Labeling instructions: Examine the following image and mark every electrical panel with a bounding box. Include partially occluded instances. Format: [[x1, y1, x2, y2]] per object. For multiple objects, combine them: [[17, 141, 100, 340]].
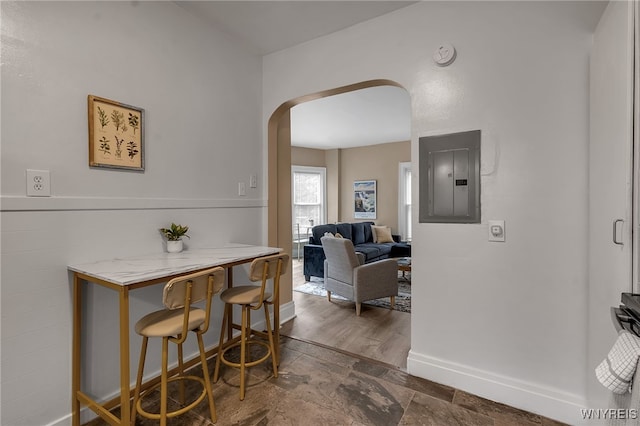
[[419, 130, 480, 223]]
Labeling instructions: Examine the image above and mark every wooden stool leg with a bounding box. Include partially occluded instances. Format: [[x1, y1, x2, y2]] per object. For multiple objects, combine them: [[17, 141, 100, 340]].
[[177, 340, 185, 405], [131, 336, 148, 424], [246, 309, 252, 363], [264, 304, 278, 378], [197, 332, 217, 423], [240, 305, 248, 400], [160, 337, 169, 426], [213, 303, 230, 383]]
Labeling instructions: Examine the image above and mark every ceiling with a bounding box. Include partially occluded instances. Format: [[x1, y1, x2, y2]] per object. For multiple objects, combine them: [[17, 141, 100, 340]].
[[176, 1, 417, 56], [176, 1, 416, 150], [176, 1, 606, 151], [290, 85, 411, 149]]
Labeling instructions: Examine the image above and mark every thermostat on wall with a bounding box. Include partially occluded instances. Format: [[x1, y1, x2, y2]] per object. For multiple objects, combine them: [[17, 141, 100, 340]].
[[433, 43, 456, 66]]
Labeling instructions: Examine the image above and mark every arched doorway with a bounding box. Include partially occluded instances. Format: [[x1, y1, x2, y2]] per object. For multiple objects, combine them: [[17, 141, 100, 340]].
[[267, 78, 409, 316]]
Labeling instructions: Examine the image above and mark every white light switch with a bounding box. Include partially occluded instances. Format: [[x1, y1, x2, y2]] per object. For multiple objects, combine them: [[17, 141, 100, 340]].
[[488, 220, 505, 242], [238, 182, 246, 196]]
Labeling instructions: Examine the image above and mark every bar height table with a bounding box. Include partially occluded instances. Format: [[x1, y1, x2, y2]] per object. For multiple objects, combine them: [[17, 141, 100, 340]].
[[68, 244, 281, 426]]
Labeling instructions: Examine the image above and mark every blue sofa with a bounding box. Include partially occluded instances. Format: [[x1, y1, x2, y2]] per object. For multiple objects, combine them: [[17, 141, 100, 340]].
[[302, 221, 411, 281]]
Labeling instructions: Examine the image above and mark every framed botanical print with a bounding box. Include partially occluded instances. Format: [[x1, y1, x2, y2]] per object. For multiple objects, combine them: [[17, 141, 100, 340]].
[[88, 95, 145, 171]]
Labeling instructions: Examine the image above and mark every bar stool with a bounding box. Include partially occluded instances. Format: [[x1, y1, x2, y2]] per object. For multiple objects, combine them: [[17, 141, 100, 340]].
[[131, 267, 225, 426], [213, 253, 289, 400]]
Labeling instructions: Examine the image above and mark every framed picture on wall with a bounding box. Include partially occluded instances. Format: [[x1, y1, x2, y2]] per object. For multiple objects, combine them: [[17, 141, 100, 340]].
[[88, 95, 145, 171], [354, 180, 377, 219]]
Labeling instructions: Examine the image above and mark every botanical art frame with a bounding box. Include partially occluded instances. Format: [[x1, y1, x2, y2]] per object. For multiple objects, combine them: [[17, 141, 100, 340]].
[[88, 95, 145, 171], [354, 180, 377, 219]]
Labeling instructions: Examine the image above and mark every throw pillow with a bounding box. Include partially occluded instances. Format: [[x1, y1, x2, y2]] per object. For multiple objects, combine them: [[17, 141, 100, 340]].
[[323, 232, 335, 238], [371, 225, 383, 242], [352, 222, 367, 245], [335, 233, 344, 238], [372, 225, 394, 243]]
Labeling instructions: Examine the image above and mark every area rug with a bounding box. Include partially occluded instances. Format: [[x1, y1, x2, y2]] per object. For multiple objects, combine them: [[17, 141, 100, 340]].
[[294, 279, 411, 313]]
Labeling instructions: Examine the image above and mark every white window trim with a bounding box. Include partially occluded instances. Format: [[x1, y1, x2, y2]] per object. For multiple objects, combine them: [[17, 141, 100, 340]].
[[398, 162, 411, 242], [292, 165, 327, 227]]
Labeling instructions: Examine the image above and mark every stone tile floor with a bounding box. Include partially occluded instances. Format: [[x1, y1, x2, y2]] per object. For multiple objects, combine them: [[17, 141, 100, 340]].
[[86, 336, 566, 426]]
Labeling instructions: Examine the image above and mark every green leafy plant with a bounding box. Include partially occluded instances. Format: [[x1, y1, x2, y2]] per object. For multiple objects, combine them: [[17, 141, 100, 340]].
[[159, 223, 190, 241], [98, 136, 111, 155], [127, 140, 138, 159], [111, 109, 124, 131], [97, 106, 110, 128], [128, 112, 139, 134], [114, 135, 124, 158]]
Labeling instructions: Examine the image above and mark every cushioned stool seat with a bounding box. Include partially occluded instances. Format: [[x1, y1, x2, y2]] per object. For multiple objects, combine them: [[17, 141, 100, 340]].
[[135, 307, 206, 337], [220, 286, 271, 305]]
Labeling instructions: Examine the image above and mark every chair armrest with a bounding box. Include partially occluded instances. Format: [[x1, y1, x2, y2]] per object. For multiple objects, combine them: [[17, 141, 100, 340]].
[[356, 258, 397, 276], [355, 252, 366, 265], [353, 259, 398, 302]]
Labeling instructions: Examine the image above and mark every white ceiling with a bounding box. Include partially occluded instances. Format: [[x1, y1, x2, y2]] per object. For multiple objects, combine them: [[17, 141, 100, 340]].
[[176, 1, 417, 56], [290, 86, 411, 149], [176, 1, 416, 150]]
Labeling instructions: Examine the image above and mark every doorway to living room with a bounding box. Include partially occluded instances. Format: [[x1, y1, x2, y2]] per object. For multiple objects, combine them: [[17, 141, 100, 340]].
[[267, 79, 412, 369]]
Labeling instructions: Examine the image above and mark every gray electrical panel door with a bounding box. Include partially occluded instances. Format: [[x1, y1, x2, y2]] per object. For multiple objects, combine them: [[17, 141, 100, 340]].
[[419, 130, 480, 223]]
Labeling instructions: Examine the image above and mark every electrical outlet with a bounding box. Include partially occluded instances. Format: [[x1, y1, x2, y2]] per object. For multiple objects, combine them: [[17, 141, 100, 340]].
[[249, 174, 257, 188], [26, 169, 51, 197], [238, 182, 246, 196]]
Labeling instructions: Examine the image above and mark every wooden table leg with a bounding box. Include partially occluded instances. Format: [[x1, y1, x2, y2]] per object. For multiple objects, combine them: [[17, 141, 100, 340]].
[[227, 267, 233, 340], [72, 274, 82, 426], [274, 290, 280, 365], [119, 287, 131, 426]]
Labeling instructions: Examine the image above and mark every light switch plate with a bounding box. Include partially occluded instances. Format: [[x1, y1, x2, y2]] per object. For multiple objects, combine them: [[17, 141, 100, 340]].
[[488, 220, 505, 242]]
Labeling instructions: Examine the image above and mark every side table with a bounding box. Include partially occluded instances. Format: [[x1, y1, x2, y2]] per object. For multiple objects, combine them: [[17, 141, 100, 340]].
[[397, 257, 411, 282]]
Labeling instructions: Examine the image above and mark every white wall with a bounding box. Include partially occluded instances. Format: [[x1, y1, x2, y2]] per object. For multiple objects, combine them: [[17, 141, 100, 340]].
[[1, 2, 264, 425], [263, 2, 606, 423], [588, 0, 635, 407]]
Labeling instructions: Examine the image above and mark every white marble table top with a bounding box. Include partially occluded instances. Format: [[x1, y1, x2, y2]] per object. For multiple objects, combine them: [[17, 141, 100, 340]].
[[68, 244, 281, 286]]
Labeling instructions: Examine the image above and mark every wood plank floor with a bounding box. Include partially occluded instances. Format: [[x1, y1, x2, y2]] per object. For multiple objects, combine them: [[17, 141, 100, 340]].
[[282, 259, 411, 369]]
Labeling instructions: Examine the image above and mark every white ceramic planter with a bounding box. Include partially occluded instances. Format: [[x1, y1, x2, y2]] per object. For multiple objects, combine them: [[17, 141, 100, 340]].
[[166, 240, 183, 253]]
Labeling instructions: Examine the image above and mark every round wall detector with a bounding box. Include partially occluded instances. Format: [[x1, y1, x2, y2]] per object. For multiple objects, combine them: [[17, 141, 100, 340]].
[[433, 43, 456, 67]]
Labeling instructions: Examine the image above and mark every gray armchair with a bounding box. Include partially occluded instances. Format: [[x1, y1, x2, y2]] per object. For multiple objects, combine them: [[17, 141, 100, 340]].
[[321, 236, 398, 316]]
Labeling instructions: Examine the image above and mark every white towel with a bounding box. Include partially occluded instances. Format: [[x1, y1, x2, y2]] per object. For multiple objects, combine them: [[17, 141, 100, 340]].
[[608, 366, 640, 426], [597, 330, 640, 394]]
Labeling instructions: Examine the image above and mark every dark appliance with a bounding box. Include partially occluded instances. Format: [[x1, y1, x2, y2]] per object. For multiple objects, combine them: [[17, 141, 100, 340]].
[[612, 293, 640, 336]]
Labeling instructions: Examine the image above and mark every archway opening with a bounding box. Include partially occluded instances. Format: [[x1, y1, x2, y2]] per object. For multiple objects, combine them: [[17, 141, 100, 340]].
[[267, 79, 412, 367]]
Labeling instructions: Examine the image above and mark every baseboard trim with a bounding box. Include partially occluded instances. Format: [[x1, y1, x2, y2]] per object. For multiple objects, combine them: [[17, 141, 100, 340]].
[[279, 300, 296, 325], [407, 350, 588, 425]]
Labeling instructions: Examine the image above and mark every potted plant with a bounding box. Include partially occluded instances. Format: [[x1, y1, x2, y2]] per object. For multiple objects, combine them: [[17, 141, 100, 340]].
[[159, 223, 190, 253]]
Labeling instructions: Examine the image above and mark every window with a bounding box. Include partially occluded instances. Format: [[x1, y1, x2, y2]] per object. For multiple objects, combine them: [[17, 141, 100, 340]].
[[292, 166, 326, 245], [398, 162, 412, 241]]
